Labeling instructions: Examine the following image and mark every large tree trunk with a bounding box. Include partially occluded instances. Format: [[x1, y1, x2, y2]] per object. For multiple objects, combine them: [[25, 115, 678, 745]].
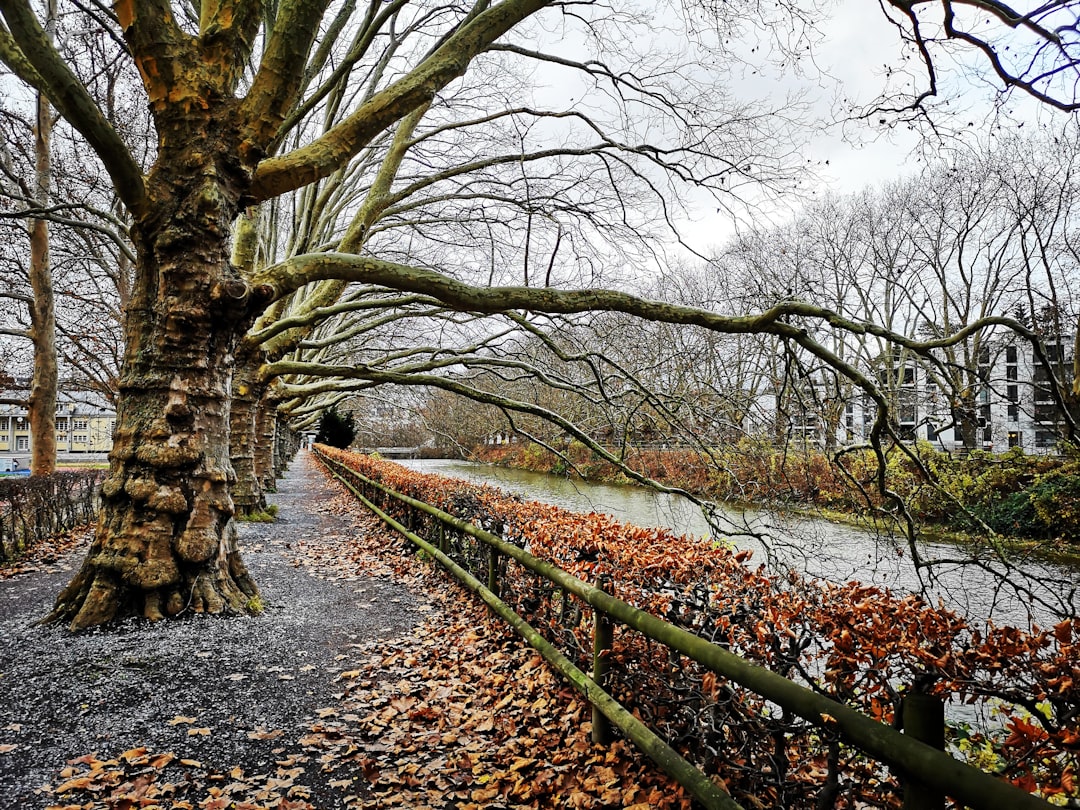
[[230, 345, 268, 516], [46, 108, 262, 629], [255, 390, 279, 492], [275, 414, 299, 478]]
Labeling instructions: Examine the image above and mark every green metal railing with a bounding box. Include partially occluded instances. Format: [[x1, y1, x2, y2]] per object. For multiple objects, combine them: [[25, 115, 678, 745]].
[[315, 448, 1053, 810]]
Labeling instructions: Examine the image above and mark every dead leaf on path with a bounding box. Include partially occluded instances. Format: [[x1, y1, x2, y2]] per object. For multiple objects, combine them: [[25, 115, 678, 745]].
[[120, 746, 149, 763], [0, 744, 16, 753], [55, 776, 95, 794], [248, 727, 284, 741], [187, 727, 211, 737], [167, 715, 197, 726], [225, 673, 247, 681]]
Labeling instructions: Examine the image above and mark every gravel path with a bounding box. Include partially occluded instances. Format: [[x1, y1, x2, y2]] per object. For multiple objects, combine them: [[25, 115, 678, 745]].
[[0, 451, 427, 809]]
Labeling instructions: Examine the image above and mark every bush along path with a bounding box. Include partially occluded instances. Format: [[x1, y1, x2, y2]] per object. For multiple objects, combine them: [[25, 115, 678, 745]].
[[0, 451, 690, 810]]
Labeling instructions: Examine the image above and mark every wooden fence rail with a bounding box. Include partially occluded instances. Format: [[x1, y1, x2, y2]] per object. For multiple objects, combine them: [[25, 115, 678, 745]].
[[314, 448, 1053, 810]]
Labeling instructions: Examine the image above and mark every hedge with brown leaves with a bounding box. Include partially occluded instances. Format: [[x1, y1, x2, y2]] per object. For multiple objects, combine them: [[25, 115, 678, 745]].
[[317, 445, 1080, 808], [0, 470, 103, 563]]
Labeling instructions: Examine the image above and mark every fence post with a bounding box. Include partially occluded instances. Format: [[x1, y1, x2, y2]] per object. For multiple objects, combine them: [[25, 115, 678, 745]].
[[487, 545, 500, 596], [901, 686, 945, 810], [592, 574, 614, 745]]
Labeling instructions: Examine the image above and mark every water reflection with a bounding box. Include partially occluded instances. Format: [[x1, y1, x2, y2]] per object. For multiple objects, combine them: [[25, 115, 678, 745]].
[[400, 458, 1077, 627]]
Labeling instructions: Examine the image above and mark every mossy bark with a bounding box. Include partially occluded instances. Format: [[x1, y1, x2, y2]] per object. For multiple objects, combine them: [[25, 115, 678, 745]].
[[46, 97, 262, 629], [229, 346, 267, 516]]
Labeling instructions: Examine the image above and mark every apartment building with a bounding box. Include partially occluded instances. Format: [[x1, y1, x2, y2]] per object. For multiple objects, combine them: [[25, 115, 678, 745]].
[[0, 390, 115, 459], [821, 340, 1075, 455]]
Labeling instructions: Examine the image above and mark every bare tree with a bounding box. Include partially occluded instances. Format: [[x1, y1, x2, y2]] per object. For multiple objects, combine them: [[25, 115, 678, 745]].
[[0, 0, 1075, 630]]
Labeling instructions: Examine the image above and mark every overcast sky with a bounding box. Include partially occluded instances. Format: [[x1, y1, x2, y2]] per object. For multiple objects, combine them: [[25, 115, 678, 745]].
[[667, 0, 1072, 254]]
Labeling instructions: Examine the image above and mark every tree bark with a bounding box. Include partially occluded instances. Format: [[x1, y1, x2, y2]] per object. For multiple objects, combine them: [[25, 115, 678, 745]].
[[255, 390, 278, 491], [46, 101, 262, 629], [230, 344, 268, 515], [953, 395, 980, 452], [27, 0, 57, 477]]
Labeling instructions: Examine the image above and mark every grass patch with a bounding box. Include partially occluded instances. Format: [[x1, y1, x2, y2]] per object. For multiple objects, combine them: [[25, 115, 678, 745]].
[[238, 504, 279, 523]]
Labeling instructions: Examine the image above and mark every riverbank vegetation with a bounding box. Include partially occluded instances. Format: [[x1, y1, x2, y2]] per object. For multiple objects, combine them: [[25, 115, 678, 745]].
[[321, 445, 1080, 806], [472, 441, 1080, 551]]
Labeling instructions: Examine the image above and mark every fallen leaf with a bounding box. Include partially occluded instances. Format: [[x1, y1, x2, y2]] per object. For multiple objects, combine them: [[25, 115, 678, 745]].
[[248, 727, 284, 741]]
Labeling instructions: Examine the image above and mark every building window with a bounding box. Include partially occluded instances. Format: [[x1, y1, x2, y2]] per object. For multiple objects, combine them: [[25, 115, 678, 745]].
[[16, 436, 28, 451], [1036, 429, 1057, 449], [0, 417, 7, 431], [55, 416, 68, 432], [73, 418, 88, 430], [15, 417, 27, 430], [1006, 345, 1018, 364], [1006, 365, 1017, 381], [1009, 431, 1021, 448], [73, 434, 87, 445], [1008, 403, 1019, 421]]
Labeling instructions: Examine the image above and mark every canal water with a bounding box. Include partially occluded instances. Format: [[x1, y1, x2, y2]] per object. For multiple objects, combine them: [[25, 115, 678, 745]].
[[401, 458, 1078, 628]]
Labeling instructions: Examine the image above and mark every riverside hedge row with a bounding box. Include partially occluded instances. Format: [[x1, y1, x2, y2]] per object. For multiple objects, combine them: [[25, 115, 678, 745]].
[[317, 445, 1080, 808]]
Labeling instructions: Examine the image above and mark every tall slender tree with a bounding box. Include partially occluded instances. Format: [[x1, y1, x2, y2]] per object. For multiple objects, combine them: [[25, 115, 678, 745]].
[[26, 0, 57, 475]]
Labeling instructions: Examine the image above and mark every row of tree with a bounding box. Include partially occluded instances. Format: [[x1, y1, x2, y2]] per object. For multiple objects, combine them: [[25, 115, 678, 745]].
[[0, 0, 1077, 630], [381, 132, 1080, 463]]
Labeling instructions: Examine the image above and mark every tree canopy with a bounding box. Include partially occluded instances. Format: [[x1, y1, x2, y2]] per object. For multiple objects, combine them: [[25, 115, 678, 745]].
[[0, 0, 1078, 629]]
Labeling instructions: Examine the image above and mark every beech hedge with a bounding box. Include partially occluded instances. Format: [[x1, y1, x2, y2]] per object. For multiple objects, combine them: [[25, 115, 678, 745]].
[[317, 445, 1080, 807], [0, 470, 104, 562]]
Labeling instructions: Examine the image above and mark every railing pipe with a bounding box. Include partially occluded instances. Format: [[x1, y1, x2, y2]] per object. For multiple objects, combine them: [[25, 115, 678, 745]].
[[326, 462, 742, 810], [316, 451, 1053, 810], [592, 573, 614, 746]]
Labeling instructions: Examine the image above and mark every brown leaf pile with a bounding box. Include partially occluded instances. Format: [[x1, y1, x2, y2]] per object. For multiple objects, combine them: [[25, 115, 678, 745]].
[[0, 525, 93, 580], [42, 747, 316, 810], [290, 487, 695, 808], [39, 477, 694, 808]]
